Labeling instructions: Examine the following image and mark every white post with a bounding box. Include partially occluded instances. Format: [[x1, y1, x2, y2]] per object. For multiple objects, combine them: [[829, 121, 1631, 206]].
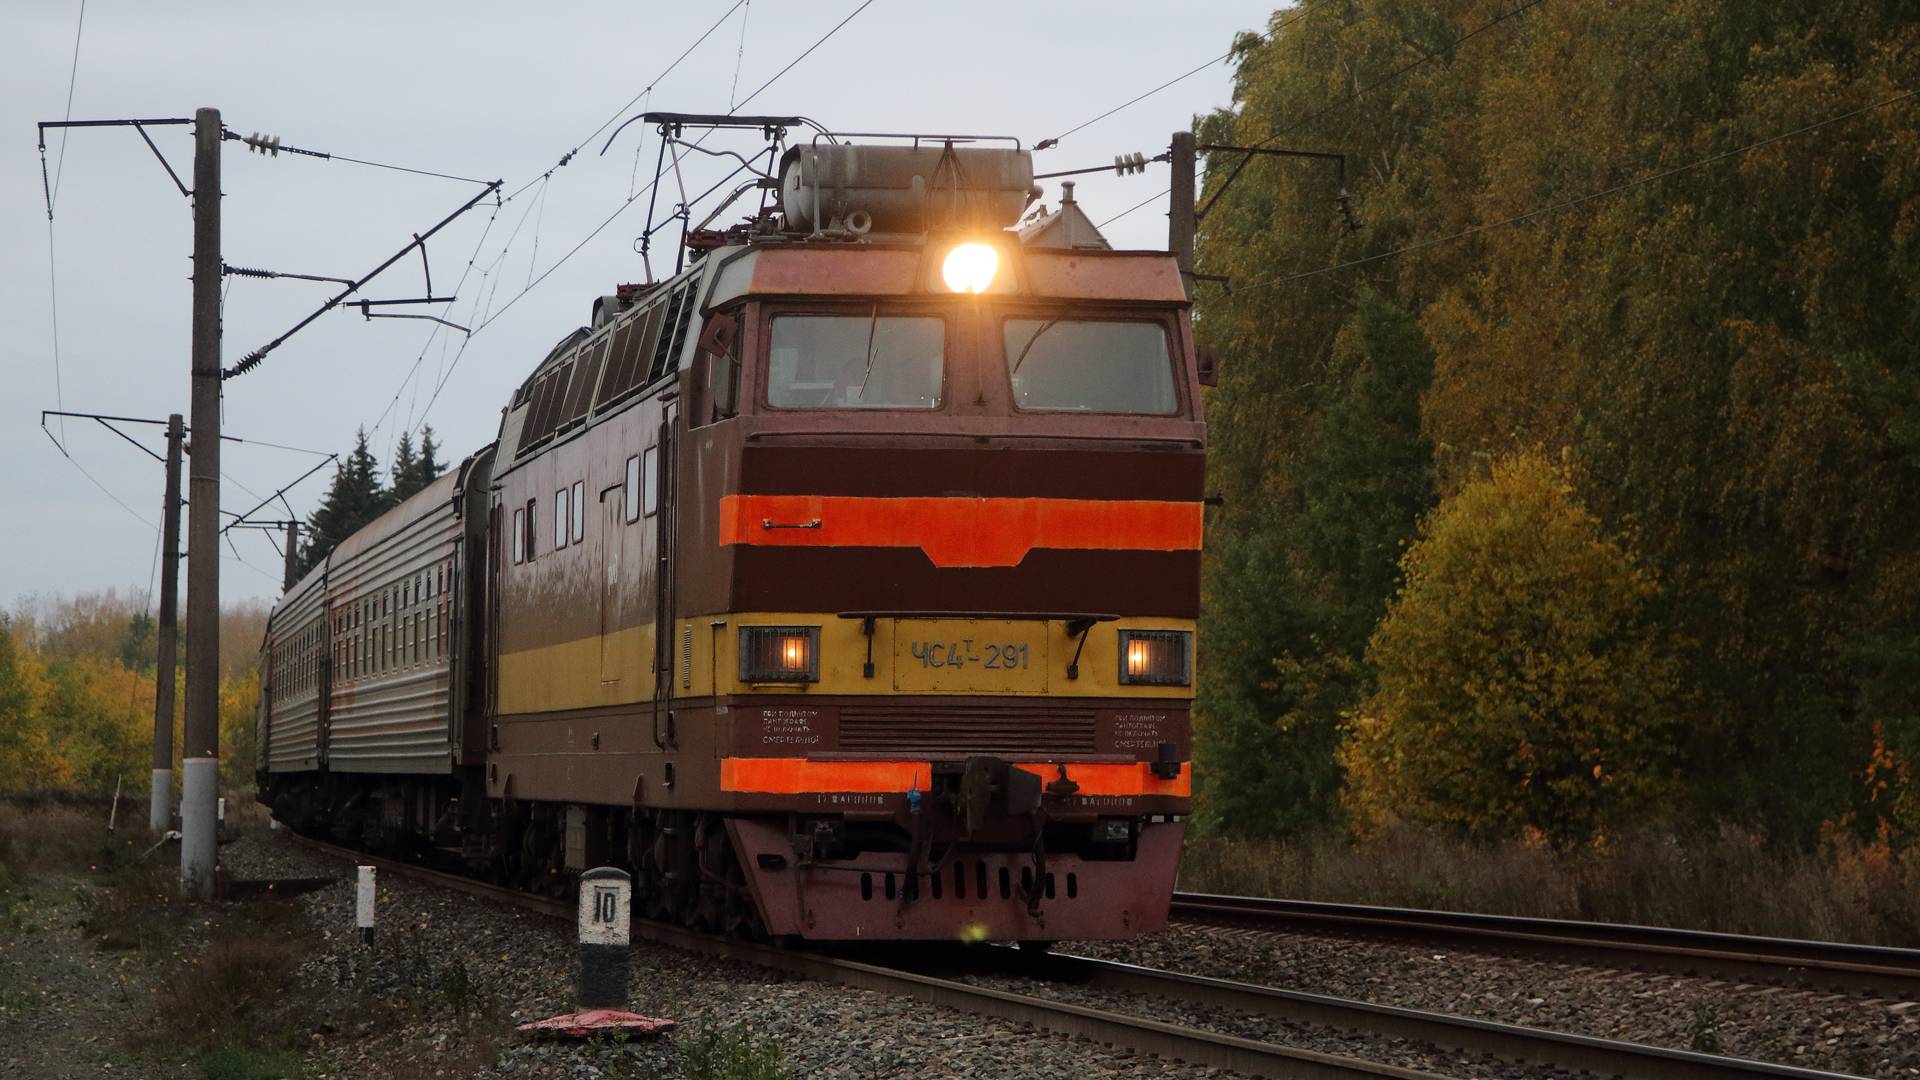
[[576, 867, 632, 1009], [149, 769, 172, 832], [356, 865, 377, 944]]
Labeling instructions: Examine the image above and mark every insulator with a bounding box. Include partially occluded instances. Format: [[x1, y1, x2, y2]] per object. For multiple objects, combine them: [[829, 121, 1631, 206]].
[[1113, 151, 1148, 176], [244, 132, 282, 156]]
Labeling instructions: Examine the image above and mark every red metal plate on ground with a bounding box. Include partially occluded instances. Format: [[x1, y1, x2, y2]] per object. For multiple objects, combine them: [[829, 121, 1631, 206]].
[[515, 1010, 676, 1039]]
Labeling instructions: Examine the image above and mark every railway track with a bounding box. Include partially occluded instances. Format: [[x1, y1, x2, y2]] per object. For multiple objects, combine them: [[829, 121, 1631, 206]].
[[277, 833, 1867, 1079], [1172, 892, 1920, 999]]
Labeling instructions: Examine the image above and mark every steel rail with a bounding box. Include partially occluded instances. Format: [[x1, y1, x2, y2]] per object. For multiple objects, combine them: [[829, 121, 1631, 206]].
[[279, 834, 1435, 1078], [1172, 893, 1920, 999], [278, 834, 1866, 1078], [1013, 950, 1862, 1080]]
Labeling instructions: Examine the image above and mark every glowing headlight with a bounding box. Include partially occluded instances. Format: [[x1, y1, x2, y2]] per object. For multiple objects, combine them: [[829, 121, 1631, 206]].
[[1118, 629, 1192, 686], [740, 626, 819, 683], [941, 243, 999, 294]]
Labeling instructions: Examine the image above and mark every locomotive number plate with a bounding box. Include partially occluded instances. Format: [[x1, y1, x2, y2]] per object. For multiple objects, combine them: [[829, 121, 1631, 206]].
[[893, 619, 1049, 694]]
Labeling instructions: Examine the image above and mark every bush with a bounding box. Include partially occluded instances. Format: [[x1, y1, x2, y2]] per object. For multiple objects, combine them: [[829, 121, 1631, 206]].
[[1343, 452, 1683, 846]]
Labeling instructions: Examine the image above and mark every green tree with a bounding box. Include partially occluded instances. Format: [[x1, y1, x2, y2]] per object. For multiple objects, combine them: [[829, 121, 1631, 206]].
[[392, 425, 446, 501], [1194, 292, 1434, 836], [295, 429, 393, 580], [1344, 453, 1683, 846], [390, 431, 418, 498]]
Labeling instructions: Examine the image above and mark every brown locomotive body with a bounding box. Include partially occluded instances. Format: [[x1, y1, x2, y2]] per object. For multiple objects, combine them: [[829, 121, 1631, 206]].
[[261, 124, 1203, 943]]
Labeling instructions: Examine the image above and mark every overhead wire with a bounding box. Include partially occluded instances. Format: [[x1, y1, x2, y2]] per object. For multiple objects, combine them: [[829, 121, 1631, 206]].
[[1229, 86, 1919, 295], [405, 0, 881, 435], [728, 1, 752, 111], [1099, 0, 1550, 229], [1036, 0, 1329, 152], [43, 0, 89, 444], [365, 0, 753, 452], [40, 425, 160, 533], [49, 0, 87, 207]]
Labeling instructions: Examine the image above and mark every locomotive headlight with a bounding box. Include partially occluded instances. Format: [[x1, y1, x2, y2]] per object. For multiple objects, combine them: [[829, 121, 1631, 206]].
[[941, 242, 999, 294], [740, 626, 820, 683], [1118, 629, 1192, 686]]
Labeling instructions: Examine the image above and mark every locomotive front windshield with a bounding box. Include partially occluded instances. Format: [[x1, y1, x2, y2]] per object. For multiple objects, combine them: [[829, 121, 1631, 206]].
[[767, 314, 945, 409], [1004, 319, 1178, 415]]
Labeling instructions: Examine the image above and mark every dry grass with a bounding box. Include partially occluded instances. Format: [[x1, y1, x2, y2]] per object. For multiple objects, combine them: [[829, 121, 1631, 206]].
[[0, 802, 115, 880], [1178, 822, 1920, 947]]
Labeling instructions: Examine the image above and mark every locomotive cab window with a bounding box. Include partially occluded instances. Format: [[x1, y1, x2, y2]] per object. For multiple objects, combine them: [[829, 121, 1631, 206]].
[[1004, 318, 1178, 415], [766, 313, 944, 410]]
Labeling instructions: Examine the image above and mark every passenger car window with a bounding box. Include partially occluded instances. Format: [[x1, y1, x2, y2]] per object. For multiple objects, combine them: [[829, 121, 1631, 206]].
[[767, 314, 943, 409], [1004, 319, 1178, 415]]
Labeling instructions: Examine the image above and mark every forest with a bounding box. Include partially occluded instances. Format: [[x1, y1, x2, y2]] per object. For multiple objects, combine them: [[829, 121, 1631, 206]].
[[0, 429, 443, 799], [1190, 0, 1919, 852]]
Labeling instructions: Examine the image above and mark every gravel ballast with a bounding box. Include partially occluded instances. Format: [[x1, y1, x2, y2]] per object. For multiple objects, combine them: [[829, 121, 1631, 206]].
[[1070, 923, 1920, 1077], [227, 827, 1234, 1078]]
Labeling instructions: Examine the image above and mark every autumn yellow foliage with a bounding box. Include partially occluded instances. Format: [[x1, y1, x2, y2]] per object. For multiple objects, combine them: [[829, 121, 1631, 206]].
[[0, 594, 264, 798], [1343, 453, 1683, 846]]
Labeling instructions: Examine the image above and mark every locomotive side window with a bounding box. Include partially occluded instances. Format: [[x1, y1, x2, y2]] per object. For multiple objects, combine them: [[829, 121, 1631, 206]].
[[624, 455, 641, 523], [642, 446, 660, 517], [766, 314, 944, 410], [554, 487, 570, 550], [513, 508, 525, 563], [571, 480, 586, 543], [524, 499, 537, 560], [1003, 319, 1178, 415]]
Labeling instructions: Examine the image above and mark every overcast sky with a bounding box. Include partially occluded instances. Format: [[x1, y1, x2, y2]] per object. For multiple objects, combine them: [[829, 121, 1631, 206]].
[[2, 1, 1277, 609]]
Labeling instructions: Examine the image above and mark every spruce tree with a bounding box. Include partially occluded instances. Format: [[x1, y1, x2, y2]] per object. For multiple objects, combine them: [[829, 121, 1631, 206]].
[[392, 425, 446, 500], [415, 426, 444, 489], [295, 429, 393, 578], [390, 432, 418, 499]]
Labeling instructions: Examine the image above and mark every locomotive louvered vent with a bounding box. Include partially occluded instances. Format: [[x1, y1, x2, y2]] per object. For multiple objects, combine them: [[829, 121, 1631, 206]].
[[516, 280, 699, 458], [838, 702, 1097, 754]]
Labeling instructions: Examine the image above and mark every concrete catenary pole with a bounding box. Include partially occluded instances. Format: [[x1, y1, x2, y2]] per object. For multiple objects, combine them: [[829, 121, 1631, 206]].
[[181, 107, 223, 899], [149, 413, 184, 833], [1168, 130, 1197, 300], [282, 520, 300, 593]]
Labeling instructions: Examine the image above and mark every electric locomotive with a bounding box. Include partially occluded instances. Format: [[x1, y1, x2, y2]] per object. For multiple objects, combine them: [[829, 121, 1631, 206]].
[[260, 116, 1204, 943]]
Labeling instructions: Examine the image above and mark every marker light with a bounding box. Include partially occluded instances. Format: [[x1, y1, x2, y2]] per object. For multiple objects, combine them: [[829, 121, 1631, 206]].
[[1118, 629, 1192, 686], [740, 626, 820, 683], [941, 242, 999, 294]]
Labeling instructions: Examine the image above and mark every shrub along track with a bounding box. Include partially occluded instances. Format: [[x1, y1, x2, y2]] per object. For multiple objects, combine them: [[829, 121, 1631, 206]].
[[282, 832, 1868, 1079], [1171, 893, 1920, 999]]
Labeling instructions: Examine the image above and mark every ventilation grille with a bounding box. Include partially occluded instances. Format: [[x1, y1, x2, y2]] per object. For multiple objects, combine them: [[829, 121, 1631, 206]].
[[838, 703, 1097, 754]]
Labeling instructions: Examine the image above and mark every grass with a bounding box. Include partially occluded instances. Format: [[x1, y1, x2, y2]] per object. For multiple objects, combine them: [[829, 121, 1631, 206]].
[[1178, 821, 1920, 946], [677, 1023, 791, 1080], [196, 1044, 304, 1080]]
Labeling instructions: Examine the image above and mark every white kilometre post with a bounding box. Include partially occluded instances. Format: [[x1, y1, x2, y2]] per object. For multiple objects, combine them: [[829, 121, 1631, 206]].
[[356, 865, 377, 944], [576, 867, 632, 1009]]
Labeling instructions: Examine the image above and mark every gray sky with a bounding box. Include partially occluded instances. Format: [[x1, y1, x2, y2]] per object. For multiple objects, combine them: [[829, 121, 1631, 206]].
[[2, 1, 1276, 607]]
